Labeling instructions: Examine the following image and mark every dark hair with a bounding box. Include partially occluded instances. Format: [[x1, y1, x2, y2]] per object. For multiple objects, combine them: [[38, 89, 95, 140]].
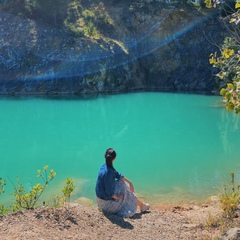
[[104, 148, 116, 168]]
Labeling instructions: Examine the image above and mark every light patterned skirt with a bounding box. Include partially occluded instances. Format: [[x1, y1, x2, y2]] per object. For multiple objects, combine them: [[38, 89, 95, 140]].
[[96, 179, 138, 217]]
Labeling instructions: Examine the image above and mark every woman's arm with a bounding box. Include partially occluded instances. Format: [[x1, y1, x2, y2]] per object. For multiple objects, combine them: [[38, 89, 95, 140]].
[[122, 177, 134, 192], [112, 177, 134, 200]]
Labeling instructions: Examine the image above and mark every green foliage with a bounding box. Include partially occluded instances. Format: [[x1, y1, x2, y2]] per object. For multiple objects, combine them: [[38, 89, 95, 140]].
[[204, 0, 212, 8], [0, 177, 6, 195], [0, 204, 8, 217], [205, 212, 222, 228], [208, 3, 240, 114], [62, 178, 75, 203], [51, 195, 65, 208], [84, 20, 99, 37], [63, 1, 114, 38], [48, 178, 75, 208], [12, 166, 56, 210], [0, 178, 8, 217], [220, 188, 240, 218], [219, 172, 240, 218]]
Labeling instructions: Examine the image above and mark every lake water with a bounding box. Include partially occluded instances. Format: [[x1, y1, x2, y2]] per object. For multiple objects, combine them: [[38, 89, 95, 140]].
[[0, 92, 240, 207]]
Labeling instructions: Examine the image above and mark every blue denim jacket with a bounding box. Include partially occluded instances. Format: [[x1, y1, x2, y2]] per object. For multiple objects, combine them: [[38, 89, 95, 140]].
[[95, 163, 124, 200]]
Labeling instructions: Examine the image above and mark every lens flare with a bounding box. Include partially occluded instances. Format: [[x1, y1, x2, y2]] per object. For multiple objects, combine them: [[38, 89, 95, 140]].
[[0, 3, 214, 82]]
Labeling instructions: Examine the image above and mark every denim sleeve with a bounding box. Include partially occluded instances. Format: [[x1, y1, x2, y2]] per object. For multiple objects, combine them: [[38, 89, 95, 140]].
[[114, 170, 124, 180]]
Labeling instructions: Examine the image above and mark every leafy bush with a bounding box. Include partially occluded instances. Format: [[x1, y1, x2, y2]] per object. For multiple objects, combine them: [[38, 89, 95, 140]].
[[12, 165, 56, 211], [219, 172, 240, 218], [208, 1, 240, 113]]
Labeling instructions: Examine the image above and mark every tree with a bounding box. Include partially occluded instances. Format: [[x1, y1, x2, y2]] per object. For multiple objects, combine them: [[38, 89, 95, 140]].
[[208, 1, 240, 113]]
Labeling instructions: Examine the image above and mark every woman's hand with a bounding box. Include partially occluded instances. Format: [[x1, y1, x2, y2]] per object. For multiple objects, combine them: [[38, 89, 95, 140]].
[[118, 194, 124, 200], [112, 194, 124, 200]]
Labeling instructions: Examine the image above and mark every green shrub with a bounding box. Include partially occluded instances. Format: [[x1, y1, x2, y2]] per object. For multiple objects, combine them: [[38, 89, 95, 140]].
[[0, 178, 8, 217], [219, 172, 240, 218], [12, 166, 56, 210], [62, 177, 75, 204]]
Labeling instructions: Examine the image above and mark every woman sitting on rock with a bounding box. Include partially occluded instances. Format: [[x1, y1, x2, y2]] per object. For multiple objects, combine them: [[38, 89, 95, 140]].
[[95, 148, 150, 217]]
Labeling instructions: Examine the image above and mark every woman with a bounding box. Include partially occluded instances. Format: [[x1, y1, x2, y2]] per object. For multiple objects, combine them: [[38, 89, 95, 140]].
[[95, 148, 150, 217]]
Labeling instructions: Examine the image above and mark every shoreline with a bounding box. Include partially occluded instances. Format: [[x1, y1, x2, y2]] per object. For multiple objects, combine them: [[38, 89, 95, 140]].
[[75, 193, 219, 210], [0, 197, 225, 240]]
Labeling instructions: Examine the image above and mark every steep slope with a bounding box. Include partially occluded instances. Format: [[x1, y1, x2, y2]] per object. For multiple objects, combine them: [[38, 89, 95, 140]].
[[0, 0, 227, 95]]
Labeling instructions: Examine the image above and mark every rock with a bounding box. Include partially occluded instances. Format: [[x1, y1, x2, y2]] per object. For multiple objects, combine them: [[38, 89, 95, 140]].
[[206, 196, 220, 204], [182, 223, 198, 228], [220, 227, 240, 240]]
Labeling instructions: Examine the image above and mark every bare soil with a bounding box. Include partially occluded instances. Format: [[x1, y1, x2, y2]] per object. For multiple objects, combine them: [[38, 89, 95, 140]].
[[0, 198, 230, 240]]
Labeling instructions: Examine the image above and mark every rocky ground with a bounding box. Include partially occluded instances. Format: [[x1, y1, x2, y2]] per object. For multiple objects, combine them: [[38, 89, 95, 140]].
[[1, 197, 237, 240]]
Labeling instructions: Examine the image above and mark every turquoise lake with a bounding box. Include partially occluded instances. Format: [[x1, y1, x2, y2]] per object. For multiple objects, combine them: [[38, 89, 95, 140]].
[[0, 92, 240, 207]]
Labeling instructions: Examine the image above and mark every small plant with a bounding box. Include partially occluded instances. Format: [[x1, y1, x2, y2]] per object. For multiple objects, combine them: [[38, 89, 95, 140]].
[[84, 20, 99, 37], [12, 166, 56, 210], [49, 178, 75, 208], [0, 177, 6, 194], [0, 203, 8, 217], [219, 172, 240, 218], [51, 195, 65, 208], [62, 178, 75, 204], [205, 212, 221, 228], [0, 177, 8, 217]]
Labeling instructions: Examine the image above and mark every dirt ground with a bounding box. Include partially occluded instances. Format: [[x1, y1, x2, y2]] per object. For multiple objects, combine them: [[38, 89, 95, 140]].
[[0, 197, 231, 240]]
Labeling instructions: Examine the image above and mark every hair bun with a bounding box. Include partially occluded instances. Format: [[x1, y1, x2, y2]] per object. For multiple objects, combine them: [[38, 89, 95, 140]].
[[104, 148, 116, 161]]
